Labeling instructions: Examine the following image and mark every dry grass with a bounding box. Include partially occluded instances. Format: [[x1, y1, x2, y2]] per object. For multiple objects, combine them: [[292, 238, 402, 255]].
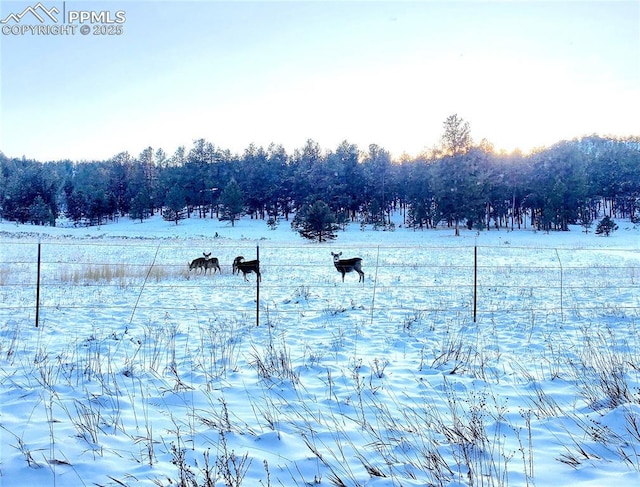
[[56, 263, 182, 286]]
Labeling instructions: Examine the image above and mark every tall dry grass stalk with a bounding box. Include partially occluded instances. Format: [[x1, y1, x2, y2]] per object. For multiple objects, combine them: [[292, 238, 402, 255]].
[[55, 263, 177, 286]]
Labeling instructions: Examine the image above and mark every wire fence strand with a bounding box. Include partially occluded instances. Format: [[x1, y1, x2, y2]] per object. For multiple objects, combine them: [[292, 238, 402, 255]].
[[1, 240, 639, 329]]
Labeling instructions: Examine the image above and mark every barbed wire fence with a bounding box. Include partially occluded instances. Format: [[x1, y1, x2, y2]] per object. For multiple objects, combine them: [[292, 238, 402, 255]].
[[1, 240, 639, 331]]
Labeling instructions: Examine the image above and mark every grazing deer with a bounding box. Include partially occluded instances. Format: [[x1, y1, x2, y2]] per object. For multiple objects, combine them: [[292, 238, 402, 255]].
[[189, 257, 208, 274], [331, 252, 364, 282], [204, 256, 221, 275], [233, 256, 261, 282], [190, 252, 220, 275]]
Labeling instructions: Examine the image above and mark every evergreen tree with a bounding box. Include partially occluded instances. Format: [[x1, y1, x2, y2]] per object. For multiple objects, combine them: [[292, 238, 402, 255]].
[[163, 185, 186, 225], [86, 189, 114, 225], [432, 116, 481, 235], [361, 144, 394, 228], [328, 140, 362, 221], [130, 191, 152, 222], [292, 200, 338, 242], [404, 158, 435, 229], [595, 216, 618, 236], [440, 114, 472, 156], [2, 158, 58, 223], [109, 152, 133, 216], [267, 143, 291, 219], [290, 139, 324, 212], [577, 204, 594, 233], [219, 178, 244, 226], [29, 195, 54, 225], [65, 188, 86, 224]]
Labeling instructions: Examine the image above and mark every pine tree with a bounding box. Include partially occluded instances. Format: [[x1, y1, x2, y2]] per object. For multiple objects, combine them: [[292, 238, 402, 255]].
[[219, 179, 244, 227], [577, 204, 594, 233], [595, 216, 618, 236], [130, 190, 152, 222], [163, 185, 186, 225], [29, 195, 54, 226], [292, 200, 338, 242]]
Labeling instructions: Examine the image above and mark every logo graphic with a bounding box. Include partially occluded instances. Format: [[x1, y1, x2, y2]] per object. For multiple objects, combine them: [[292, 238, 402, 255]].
[[1, 2, 59, 23], [1, 2, 126, 36]]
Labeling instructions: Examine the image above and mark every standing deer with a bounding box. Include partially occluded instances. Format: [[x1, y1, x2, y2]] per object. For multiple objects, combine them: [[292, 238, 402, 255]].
[[233, 256, 261, 282], [190, 252, 220, 275], [204, 256, 221, 275], [331, 252, 364, 282]]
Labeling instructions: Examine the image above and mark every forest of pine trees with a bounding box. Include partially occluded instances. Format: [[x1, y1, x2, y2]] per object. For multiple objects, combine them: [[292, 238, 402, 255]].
[[1, 117, 639, 234]]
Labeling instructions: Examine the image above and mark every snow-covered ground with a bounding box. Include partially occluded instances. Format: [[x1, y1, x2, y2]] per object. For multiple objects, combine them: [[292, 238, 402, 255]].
[[1, 214, 640, 487]]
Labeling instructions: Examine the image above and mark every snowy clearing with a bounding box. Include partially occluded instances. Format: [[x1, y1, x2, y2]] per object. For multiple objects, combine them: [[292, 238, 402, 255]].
[[1, 214, 640, 487]]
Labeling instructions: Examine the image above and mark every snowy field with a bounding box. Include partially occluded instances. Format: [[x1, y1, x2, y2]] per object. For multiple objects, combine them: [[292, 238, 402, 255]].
[[1, 214, 640, 487]]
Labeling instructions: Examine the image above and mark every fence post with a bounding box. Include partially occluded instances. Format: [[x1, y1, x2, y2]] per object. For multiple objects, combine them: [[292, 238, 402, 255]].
[[36, 241, 41, 328], [473, 245, 477, 323], [256, 243, 260, 327]]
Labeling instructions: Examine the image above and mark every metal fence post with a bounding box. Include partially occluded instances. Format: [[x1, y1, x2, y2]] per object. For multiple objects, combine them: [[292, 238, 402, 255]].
[[36, 241, 41, 328], [473, 245, 477, 323], [256, 243, 260, 327]]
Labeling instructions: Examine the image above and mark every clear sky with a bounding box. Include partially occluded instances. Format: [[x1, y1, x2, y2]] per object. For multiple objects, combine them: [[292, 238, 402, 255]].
[[1, 0, 638, 162]]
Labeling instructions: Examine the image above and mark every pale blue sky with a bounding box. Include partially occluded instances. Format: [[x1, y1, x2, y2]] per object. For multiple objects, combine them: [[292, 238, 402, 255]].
[[1, 0, 638, 161]]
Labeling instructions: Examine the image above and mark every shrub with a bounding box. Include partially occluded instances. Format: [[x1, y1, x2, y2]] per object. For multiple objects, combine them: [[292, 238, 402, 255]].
[[595, 216, 618, 236]]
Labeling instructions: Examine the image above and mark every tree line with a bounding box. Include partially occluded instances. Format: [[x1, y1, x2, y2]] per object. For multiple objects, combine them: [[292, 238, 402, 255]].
[[1, 115, 639, 237]]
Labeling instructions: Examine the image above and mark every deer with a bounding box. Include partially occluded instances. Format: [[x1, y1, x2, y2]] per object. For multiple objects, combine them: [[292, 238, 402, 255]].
[[203, 255, 221, 275], [331, 252, 364, 282], [189, 256, 208, 274], [233, 256, 261, 282], [189, 252, 220, 275]]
